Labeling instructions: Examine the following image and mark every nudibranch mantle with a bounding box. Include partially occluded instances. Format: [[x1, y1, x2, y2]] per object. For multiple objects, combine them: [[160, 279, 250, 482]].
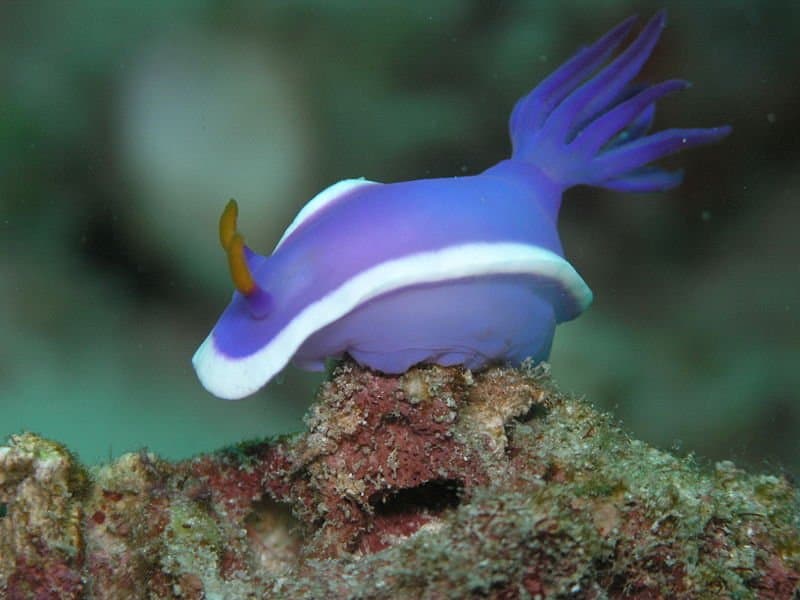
[[272, 178, 379, 251], [193, 11, 730, 400]]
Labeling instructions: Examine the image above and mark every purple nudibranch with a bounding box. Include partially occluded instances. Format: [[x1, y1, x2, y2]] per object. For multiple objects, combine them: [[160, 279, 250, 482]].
[[193, 11, 730, 400]]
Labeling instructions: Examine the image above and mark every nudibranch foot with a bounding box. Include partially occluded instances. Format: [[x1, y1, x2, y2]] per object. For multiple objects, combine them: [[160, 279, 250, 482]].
[[193, 11, 730, 400]]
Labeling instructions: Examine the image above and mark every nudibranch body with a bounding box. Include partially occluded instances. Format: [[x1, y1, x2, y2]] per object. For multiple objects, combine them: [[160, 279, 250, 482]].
[[193, 11, 730, 400]]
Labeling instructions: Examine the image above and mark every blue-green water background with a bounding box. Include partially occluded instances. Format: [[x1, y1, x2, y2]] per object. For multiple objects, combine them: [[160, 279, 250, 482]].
[[1, 1, 797, 477]]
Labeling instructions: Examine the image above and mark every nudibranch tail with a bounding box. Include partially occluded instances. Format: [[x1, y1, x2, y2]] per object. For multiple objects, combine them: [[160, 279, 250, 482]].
[[218, 199, 272, 319], [509, 10, 731, 194]]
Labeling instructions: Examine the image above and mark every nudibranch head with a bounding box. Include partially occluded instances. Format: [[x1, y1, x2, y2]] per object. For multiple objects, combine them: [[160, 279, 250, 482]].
[[193, 11, 730, 400]]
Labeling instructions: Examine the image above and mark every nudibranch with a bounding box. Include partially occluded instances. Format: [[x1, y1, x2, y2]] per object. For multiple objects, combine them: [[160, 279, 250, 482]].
[[193, 11, 730, 400]]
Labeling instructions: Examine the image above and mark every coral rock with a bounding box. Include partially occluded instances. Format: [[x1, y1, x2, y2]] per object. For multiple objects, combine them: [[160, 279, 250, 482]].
[[1, 361, 798, 598]]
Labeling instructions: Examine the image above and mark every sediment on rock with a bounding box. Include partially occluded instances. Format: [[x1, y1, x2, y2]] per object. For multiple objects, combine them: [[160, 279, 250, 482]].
[[1, 361, 798, 598]]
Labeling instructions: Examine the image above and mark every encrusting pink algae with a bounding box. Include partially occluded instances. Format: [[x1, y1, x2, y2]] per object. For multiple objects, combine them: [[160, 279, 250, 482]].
[[1, 361, 798, 598]]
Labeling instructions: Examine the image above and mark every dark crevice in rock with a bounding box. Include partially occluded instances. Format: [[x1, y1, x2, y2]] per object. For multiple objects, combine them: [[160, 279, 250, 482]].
[[370, 478, 463, 517], [517, 402, 549, 423]]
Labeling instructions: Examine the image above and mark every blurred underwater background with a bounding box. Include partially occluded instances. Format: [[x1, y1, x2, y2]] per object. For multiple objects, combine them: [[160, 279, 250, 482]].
[[0, 0, 797, 477]]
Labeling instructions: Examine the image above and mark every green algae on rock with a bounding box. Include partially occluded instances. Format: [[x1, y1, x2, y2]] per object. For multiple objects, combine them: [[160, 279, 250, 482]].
[[1, 362, 798, 598]]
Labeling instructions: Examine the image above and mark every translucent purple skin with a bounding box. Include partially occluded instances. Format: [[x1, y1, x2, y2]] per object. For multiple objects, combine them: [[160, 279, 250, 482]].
[[194, 11, 730, 399]]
